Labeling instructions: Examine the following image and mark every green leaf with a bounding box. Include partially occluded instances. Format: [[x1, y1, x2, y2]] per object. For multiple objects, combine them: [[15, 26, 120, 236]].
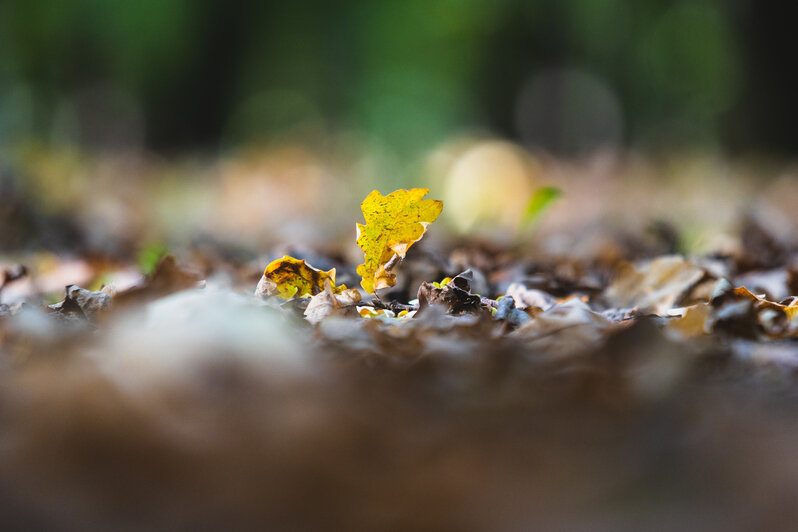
[[522, 186, 562, 226], [137, 242, 170, 275]]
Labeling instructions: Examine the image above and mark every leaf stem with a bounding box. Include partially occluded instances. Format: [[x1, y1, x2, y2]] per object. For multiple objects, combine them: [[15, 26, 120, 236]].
[[383, 253, 402, 272]]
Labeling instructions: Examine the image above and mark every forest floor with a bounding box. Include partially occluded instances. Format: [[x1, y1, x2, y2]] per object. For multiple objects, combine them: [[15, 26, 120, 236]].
[[2, 149, 798, 530]]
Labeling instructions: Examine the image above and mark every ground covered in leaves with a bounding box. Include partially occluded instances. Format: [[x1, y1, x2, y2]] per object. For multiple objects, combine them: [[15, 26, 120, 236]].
[[4, 160, 798, 529]]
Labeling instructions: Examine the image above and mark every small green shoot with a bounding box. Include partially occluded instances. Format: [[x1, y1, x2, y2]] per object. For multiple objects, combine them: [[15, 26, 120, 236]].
[[522, 186, 562, 227], [137, 242, 169, 275]]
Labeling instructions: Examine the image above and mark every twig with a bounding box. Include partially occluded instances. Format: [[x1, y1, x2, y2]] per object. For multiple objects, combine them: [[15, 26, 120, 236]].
[[357, 296, 497, 314], [364, 298, 418, 313]]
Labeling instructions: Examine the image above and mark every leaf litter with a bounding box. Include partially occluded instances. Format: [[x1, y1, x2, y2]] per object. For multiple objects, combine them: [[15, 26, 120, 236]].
[[5, 187, 798, 530]]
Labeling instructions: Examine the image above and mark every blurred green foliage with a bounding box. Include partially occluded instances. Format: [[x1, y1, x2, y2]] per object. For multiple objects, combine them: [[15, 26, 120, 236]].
[[0, 0, 791, 155]]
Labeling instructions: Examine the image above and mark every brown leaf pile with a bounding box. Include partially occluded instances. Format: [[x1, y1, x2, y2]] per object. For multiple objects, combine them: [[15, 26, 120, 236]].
[[4, 219, 798, 530]]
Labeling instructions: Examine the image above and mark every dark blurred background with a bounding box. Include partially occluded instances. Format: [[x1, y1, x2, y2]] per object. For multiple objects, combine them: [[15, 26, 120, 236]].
[[0, 0, 796, 157]]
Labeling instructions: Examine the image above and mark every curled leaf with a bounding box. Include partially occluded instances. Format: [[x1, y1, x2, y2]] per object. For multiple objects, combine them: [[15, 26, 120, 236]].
[[707, 279, 798, 339], [256, 256, 344, 300], [356, 188, 443, 293], [732, 285, 798, 320]]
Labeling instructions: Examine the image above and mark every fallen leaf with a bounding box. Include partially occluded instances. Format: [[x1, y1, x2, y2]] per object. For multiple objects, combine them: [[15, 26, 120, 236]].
[[359, 307, 385, 318], [512, 298, 612, 357], [356, 188, 442, 293], [732, 285, 798, 320], [256, 255, 344, 300], [604, 255, 707, 315], [735, 269, 790, 301], [505, 282, 557, 311], [493, 296, 531, 328], [113, 255, 203, 309], [357, 307, 413, 321], [417, 270, 481, 316], [304, 281, 361, 324], [666, 303, 710, 339], [48, 284, 111, 321], [707, 280, 761, 339], [704, 279, 798, 339]]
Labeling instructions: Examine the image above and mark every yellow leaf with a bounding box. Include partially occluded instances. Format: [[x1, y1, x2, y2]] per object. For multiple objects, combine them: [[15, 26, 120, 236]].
[[356, 188, 443, 293], [258, 256, 344, 299], [433, 277, 453, 288], [359, 307, 387, 318], [667, 303, 710, 338]]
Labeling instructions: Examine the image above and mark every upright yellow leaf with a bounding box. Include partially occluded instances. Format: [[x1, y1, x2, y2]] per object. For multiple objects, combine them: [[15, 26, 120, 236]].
[[257, 256, 344, 299], [356, 188, 443, 293]]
